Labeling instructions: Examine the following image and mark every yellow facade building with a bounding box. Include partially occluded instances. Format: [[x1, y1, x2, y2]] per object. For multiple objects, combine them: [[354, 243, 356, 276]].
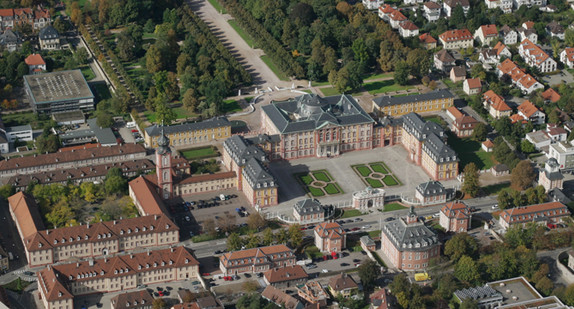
[[144, 117, 231, 148], [372, 90, 454, 117]]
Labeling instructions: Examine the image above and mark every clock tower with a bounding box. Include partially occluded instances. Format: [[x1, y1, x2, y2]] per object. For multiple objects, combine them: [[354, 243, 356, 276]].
[[156, 127, 172, 200]]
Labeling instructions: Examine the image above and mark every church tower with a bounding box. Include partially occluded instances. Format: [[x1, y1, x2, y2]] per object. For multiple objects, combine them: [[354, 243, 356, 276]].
[[156, 126, 172, 199]]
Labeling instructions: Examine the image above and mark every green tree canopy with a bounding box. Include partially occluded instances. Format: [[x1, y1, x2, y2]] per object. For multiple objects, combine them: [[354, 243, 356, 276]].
[[455, 255, 481, 284], [444, 233, 479, 262], [357, 259, 381, 291]]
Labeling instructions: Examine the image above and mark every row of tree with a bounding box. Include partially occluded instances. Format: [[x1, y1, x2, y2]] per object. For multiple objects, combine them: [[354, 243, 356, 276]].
[[226, 224, 304, 251]]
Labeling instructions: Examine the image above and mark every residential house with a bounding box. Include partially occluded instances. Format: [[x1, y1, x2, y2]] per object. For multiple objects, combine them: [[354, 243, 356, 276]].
[[415, 180, 447, 205], [539, 158, 563, 192], [516, 100, 545, 125], [439, 201, 471, 232], [542, 88, 561, 103], [399, 21, 419, 38], [560, 47, 574, 68], [404, 0, 424, 4], [381, 207, 440, 270], [262, 286, 304, 309], [498, 201, 570, 230], [463, 78, 482, 95], [517, 26, 538, 44], [24, 53, 45, 74], [547, 125, 568, 142], [499, 25, 518, 45], [491, 163, 509, 176], [314, 222, 346, 253], [548, 140, 574, 169], [443, 0, 470, 17], [439, 29, 474, 50], [493, 41, 512, 59], [297, 282, 328, 308], [485, 0, 513, 13], [219, 245, 295, 275], [423, 2, 441, 22], [263, 265, 308, 288], [39, 25, 60, 50], [483, 90, 512, 119], [434, 49, 456, 72], [0, 7, 51, 31], [474, 24, 498, 46], [370, 289, 396, 309], [419, 33, 437, 49], [446, 106, 464, 121], [450, 66, 466, 82], [0, 29, 21, 51], [328, 273, 359, 298], [497, 59, 543, 94], [546, 21, 565, 40], [293, 199, 325, 225], [525, 130, 551, 151], [378, 4, 395, 21], [111, 290, 154, 309], [518, 39, 557, 73], [482, 139, 494, 152], [452, 115, 479, 137], [389, 10, 407, 29], [363, 0, 385, 9]]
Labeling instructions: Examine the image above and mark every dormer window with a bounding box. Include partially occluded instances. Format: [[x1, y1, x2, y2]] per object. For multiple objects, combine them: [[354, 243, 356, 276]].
[[150, 226, 154, 230], [54, 240, 58, 244], [153, 262, 157, 267], [185, 259, 189, 264], [85, 235, 88, 240], [62, 238, 65, 243], [100, 271, 104, 275], [120, 230, 124, 235], [143, 227, 147, 231], [161, 262, 165, 266], [135, 228, 139, 232], [98, 235, 101, 239], [77, 236, 80, 241], [107, 233, 111, 237], [128, 229, 131, 234], [138, 265, 142, 270], [69, 237, 73, 242]]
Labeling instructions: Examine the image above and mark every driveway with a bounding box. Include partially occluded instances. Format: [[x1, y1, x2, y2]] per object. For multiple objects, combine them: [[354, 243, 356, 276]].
[[185, 0, 282, 87], [542, 70, 574, 86]]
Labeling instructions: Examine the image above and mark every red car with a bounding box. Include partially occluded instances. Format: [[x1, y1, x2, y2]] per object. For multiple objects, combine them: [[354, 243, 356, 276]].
[[158, 291, 164, 297], [351, 227, 360, 231], [131, 129, 138, 133]]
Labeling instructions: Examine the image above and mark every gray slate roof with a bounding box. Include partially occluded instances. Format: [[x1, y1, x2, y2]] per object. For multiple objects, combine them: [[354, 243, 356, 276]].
[[243, 157, 276, 189], [246, 134, 281, 145], [416, 180, 445, 197], [223, 135, 267, 168], [87, 118, 117, 146], [0, 29, 21, 45], [39, 25, 59, 40], [422, 133, 457, 163], [382, 215, 439, 252], [545, 170, 564, 181], [294, 199, 323, 215], [401, 112, 444, 141], [373, 90, 454, 109], [145, 117, 230, 137], [261, 94, 374, 134]]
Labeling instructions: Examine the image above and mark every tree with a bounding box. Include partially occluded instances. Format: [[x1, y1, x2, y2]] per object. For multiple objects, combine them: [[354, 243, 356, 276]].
[[262, 227, 274, 246], [460, 298, 479, 309], [247, 212, 266, 231], [182, 88, 199, 113], [548, 109, 560, 124], [104, 175, 127, 195], [53, 16, 68, 34], [470, 64, 486, 80], [444, 233, 479, 262], [394, 61, 410, 86], [288, 224, 303, 248], [406, 49, 430, 79], [450, 5, 466, 28], [80, 182, 100, 203], [455, 255, 481, 284], [511, 160, 535, 190], [36, 133, 60, 153], [275, 228, 288, 244], [46, 200, 75, 228], [0, 183, 15, 199], [227, 232, 243, 251], [357, 259, 381, 291], [566, 29, 574, 49], [520, 140, 536, 153], [154, 94, 177, 125], [74, 47, 89, 65], [152, 298, 167, 309], [497, 188, 512, 209], [17, 62, 28, 79], [471, 123, 488, 142], [146, 44, 164, 73], [96, 111, 114, 128], [462, 163, 480, 198]]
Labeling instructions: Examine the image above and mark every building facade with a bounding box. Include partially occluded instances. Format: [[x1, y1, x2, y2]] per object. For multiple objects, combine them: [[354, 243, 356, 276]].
[[0, 8, 51, 31], [439, 29, 474, 50], [372, 90, 454, 117], [293, 199, 325, 224], [143, 118, 231, 148], [439, 201, 471, 232], [314, 222, 346, 253], [539, 158, 564, 192], [219, 245, 295, 275], [498, 202, 570, 230], [518, 39, 557, 73]]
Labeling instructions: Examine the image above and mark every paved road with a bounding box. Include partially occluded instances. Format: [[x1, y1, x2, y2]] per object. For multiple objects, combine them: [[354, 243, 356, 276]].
[[185, 0, 282, 87]]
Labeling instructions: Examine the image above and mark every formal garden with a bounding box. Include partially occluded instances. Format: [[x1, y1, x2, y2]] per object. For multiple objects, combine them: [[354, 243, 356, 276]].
[[294, 170, 344, 197], [179, 145, 220, 160], [352, 162, 401, 188]]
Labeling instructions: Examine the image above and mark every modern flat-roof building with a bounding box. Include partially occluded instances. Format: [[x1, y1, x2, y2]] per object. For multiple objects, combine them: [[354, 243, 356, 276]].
[[23, 70, 94, 115]]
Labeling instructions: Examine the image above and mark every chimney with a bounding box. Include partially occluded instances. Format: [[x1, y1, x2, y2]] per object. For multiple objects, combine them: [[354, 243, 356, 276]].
[[113, 220, 116, 225], [76, 262, 79, 268], [147, 250, 151, 256], [46, 230, 50, 235], [89, 259, 94, 266], [154, 215, 158, 220]]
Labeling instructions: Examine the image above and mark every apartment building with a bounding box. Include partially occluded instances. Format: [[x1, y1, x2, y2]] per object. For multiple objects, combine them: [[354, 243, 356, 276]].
[[38, 247, 199, 309], [439, 201, 471, 232], [399, 21, 419, 38], [143, 117, 231, 148], [518, 39, 557, 73], [560, 47, 574, 68], [499, 25, 518, 45], [499, 202, 570, 230], [0, 7, 51, 31], [484, 0, 513, 13], [372, 90, 454, 117], [497, 59, 544, 94], [423, 2, 441, 22], [516, 100, 545, 125], [474, 25, 499, 46], [443, 0, 470, 17], [219, 245, 296, 275], [439, 29, 474, 50], [483, 90, 512, 119], [548, 140, 574, 169], [314, 222, 346, 253]]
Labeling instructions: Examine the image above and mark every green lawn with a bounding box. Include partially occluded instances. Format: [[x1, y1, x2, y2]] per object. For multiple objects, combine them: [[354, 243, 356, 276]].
[[180, 146, 219, 160], [366, 178, 384, 188], [483, 182, 511, 195], [370, 163, 388, 174], [207, 0, 226, 13], [142, 32, 156, 39], [363, 72, 394, 81], [260, 55, 289, 81], [447, 133, 495, 170], [364, 80, 414, 95], [368, 230, 381, 238], [341, 209, 363, 218], [382, 175, 399, 186], [297, 174, 314, 185], [423, 116, 444, 127], [228, 20, 256, 48], [311, 81, 331, 87], [2, 278, 31, 293], [324, 183, 341, 194], [308, 187, 325, 197], [221, 99, 242, 114], [383, 203, 407, 212], [80, 65, 95, 81], [313, 171, 331, 182], [145, 106, 199, 123], [355, 165, 372, 177], [320, 87, 341, 97], [1, 111, 51, 129]]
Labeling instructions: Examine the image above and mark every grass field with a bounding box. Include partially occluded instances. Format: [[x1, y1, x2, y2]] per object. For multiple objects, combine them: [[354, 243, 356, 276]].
[[228, 20, 256, 48], [320, 87, 340, 97], [341, 209, 363, 218], [356, 166, 371, 177], [221, 99, 242, 114], [447, 133, 495, 170], [311, 81, 331, 87], [313, 171, 331, 182], [260, 55, 289, 81], [1, 111, 50, 129], [324, 183, 341, 194], [364, 72, 394, 81], [383, 203, 406, 212], [145, 106, 200, 123], [3, 278, 31, 293], [309, 187, 325, 197], [366, 178, 384, 188], [483, 182, 511, 195], [207, 0, 226, 13], [370, 163, 388, 174], [298, 174, 314, 185], [423, 116, 445, 127], [382, 176, 399, 186], [295, 170, 342, 197], [80, 65, 95, 81], [180, 146, 219, 160], [364, 80, 414, 95]]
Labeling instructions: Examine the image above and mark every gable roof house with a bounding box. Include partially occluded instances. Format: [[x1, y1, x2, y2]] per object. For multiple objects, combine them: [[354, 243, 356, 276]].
[[517, 26, 538, 44], [439, 29, 474, 50], [474, 25, 499, 46], [499, 201, 570, 230], [0, 29, 21, 51], [440, 201, 472, 232], [329, 273, 359, 298], [399, 20, 419, 38], [560, 47, 574, 69], [370, 289, 396, 309], [38, 25, 60, 50], [479, 41, 511, 66], [111, 290, 154, 309], [497, 59, 544, 94], [516, 100, 545, 125], [499, 25, 518, 45], [378, 4, 395, 21], [443, 0, 470, 17], [314, 222, 346, 253], [262, 286, 304, 309], [485, 0, 513, 13], [518, 39, 557, 73], [219, 244, 295, 275], [546, 21, 565, 40], [450, 66, 467, 83], [482, 90, 512, 118], [463, 78, 482, 95], [263, 265, 308, 288], [542, 88, 561, 103], [24, 53, 46, 74], [297, 282, 329, 308], [419, 33, 438, 49], [434, 49, 456, 72], [388, 10, 407, 29], [452, 115, 480, 138], [423, 2, 442, 22]]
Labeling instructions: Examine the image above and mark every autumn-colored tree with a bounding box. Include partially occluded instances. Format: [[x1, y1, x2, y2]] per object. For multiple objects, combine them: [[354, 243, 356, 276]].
[[511, 160, 536, 190]]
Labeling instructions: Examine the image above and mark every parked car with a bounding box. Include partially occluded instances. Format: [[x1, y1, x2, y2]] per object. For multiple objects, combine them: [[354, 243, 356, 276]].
[[362, 225, 371, 229], [321, 269, 329, 273], [306, 264, 317, 269], [354, 218, 363, 222], [185, 216, 190, 222]]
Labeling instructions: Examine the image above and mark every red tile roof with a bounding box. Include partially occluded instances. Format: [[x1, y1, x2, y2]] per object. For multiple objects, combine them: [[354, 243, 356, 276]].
[[315, 222, 345, 240], [37, 265, 73, 302], [479, 24, 498, 37], [389, 10, 407, 22], [500, 202, 570, 225], [220, 245, 294, 268], [424, 1, 441, 9], [441, 202, 470, 219], [520, 39, 550, 66], [563, 48, 574, 63], [400, 20, 419, 31], [542, 88, 561, 103], [25, 53, 45, 66], [517, 100, 541, 119], [483, 90, 511, 112], [447, 107, 464, 119], [329, 273, 358, 291], [379, 4, 395, 14], [419, 33, 437, 44], [465, 78, 481, 89], [482, 139, 494, 148], [128, 176, 165, 216], [492, 42, 508, 56], [523, 21, 535, 29], [440, 29, 473, 42], [8, 192, 45, 239], [264, 265, 308, 284], [510, 113, 528, 124]]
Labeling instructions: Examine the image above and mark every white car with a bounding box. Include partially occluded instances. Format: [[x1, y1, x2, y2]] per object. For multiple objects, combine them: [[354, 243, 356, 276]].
[[362, 225, 372, 229], [492, 204, 498, 209], [185, 216, 190, 222], [433, 213, 440, 218], [321, 269, 329, 273]]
